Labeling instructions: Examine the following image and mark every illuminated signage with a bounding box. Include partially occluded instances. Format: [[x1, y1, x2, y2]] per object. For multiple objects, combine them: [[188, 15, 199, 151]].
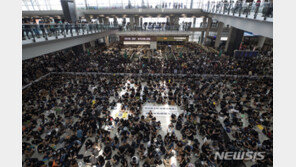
[[157, 36, 188, 41], [121, 36, 155, 41]]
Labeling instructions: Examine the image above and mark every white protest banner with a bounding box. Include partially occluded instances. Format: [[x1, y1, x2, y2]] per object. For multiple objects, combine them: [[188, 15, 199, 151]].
[[142, 105, 181, 117]]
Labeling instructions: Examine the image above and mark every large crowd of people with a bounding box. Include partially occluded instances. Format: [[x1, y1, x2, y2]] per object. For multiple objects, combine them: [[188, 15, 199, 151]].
[[22, 73, 272, 167], [22, 42, 272, 167], [23, 42, 272, 86]]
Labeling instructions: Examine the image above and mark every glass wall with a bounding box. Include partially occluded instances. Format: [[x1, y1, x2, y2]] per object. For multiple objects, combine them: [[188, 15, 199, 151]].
[[23, 0, 235, 11], [22, 0, 273, 22], [22, 0, 62, 11], [22, 0, 252, 11]]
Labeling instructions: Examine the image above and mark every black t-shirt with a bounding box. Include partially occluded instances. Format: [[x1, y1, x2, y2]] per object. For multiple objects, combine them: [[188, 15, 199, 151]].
[[154, 158, 162, 165], [98, 156, 105, 165], [143, 162, 150, 167], [104, 146, 112, 155], [177, 142, 183, 148], [113, 154, 119, 161], [119, 145, 126, 153], [184, 145, 191, 153]]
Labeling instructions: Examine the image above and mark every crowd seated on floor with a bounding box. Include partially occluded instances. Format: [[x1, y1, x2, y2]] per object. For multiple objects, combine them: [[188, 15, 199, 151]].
[[23, 71, 273, 166], [23, 42, 272, 86]]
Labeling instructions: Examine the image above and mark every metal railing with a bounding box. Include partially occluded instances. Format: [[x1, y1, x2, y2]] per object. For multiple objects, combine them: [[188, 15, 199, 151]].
[[22, 23, 197, 43], [22, 21, 227, 43], [74, 1, 272, 21], [203, 1, 273, 21], [119, 24, 193, 31], [22, 23, 118, 43], [76, 2, 193, 10]]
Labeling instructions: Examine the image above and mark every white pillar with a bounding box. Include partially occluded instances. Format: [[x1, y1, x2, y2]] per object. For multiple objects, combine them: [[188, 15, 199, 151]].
[[105, 36, 109, 46], [150, 41, 157, 49], [135, 16, 140, 28], [82, 43, 86, 52], [140, 17, 143, 27], [214, 22, 225, 49], [193, 18, 196, 28], [104, 18, 109, 25], [114, 17, 118, 26], [130, 17, 134, 30], [199, 17, 207, 44], [203, 17, 212, 45], [90, 40, 95, 47], [224, 27, 233, 52], [257, 36, 266, 49], [99, 18, 104, 24]]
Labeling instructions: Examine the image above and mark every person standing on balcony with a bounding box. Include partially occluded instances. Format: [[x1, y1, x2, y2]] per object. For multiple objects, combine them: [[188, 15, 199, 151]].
[[39, 19, 46, 38], [266, 0, 273, 18], [60, 20, 65, 36], [75, 21, 80, 35], [255, 0, 261, 15], [31, 19, 40, 38], [223, 0, 229, 14], [49, 18, 55, 37], [65, 21, 69, 35], [22, 20, 25, 40]]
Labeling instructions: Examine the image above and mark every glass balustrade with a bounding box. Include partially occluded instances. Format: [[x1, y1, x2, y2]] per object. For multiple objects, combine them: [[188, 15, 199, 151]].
[[23, 0, 273, 21], [22, 23, 118, 44], [202, 1, 273, 21], [22, 23, 197, 44]]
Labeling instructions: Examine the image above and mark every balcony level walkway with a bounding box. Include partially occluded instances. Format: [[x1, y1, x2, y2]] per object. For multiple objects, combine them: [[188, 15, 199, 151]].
[[22, 29, 117, 60]]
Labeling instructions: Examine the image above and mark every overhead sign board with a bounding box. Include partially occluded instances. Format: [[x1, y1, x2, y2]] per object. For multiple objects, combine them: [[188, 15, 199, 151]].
[[120, 36, 156, 41], [157, 36, 188, 41]]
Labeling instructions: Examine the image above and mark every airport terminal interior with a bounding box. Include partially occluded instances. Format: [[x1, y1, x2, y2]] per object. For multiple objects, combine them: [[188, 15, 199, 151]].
[[22, 0, 273, 167]]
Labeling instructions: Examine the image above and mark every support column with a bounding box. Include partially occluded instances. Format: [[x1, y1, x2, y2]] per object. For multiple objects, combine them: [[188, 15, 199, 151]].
[[104, 18, 110, 26], [169, 16, 179, 29], [105, 36, 110, 46], [130, 17, 135, 30], [174, 17, 179, 27], [139, 17, 143, 28], [214, 22, 225, 49], [135, 16, 140, 28], [192, 17, 196, 28], [114, 17, 118, 27], [99, 18, 104, 24], [60, 0, 77, 23], [122, 18, 126, 26], [90, 40, 95, 47], [203, 17, 212, 45], [190, 0, 193, 9], [257, 36, 266, 49], [224, 26, 244, 56], [199, 17, 207, 44], [82, 43, 86, 52]]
